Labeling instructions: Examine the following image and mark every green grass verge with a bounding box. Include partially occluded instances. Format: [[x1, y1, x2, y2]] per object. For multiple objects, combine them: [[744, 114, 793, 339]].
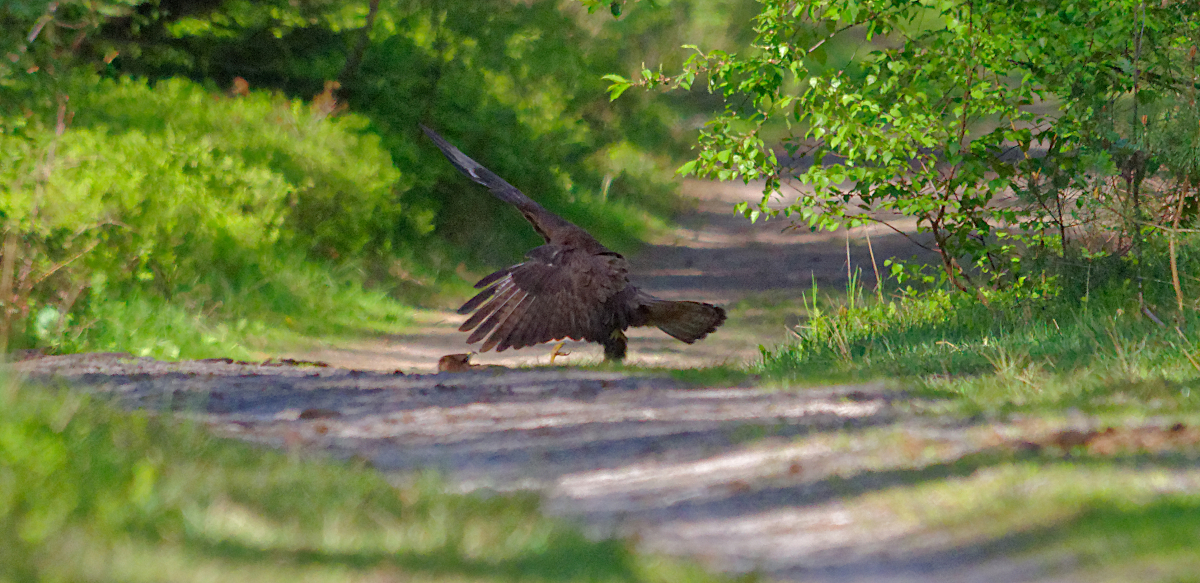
[[758, 275, 1200, 415], [0, 379, 740, 583], [50, 258, 422, 361]]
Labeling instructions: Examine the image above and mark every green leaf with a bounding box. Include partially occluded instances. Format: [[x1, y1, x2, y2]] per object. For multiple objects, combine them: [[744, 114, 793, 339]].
[[606, 82, 631, 101], [602, 74, 633, 100]]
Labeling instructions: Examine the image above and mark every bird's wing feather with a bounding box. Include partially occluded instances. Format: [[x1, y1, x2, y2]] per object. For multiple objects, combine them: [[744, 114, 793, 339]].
[[459, 245, 628, 352], [422, 125, 582, 244]]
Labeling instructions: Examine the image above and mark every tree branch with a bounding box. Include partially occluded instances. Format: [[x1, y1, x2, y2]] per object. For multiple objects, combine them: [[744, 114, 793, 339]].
[[336, 0, 382, 93]]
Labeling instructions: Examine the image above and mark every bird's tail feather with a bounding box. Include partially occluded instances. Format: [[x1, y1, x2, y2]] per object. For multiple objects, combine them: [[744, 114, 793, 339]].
[[645, 300, 726, 343]]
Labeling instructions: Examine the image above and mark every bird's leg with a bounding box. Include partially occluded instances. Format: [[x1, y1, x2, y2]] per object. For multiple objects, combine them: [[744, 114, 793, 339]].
[[549, 341, 570, 364], [602, 330, 627, 362]]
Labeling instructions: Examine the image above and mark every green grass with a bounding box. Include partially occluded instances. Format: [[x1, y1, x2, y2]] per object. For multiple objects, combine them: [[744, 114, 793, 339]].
[[1054, 498, 1200, 582], [877, 453, 1200, 581], [0, 378, 739, 583], [49, 258, 420, 361], [758, 268, 1200, 415]]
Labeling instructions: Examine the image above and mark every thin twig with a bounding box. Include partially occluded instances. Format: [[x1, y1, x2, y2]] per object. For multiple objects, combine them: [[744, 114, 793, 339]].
[[1170, 187, 1187, 313], [1136, 219, 1200, 234], [844, 226, 851, 284], [864, 226, 884, 302], [1142, 306, 1166, 327], [0, 232, 15, 358], [30, 239, 101, 288]]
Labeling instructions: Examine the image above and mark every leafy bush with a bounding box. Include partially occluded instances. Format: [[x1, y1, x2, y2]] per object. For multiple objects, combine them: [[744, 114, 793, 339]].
[[67, 75, 427, 267], [0, 74, 419, 354], [0, 381, 166, 579]]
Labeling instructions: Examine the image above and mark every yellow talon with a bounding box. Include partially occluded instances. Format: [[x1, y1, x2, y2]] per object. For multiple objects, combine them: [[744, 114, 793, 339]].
[[549, 341, 570, 364]]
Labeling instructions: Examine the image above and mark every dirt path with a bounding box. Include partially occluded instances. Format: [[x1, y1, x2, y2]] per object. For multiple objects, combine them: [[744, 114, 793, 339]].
[[289, 180, 935, 373], [15, 354, 1083, 583]]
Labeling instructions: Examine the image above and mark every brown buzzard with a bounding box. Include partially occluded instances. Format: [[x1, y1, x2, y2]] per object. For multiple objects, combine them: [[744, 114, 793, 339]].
[[423, 126, 726, 362]]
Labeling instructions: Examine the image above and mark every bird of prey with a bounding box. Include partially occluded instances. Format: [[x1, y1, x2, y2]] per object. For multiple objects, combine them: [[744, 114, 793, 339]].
[[422, 125, 726, 362]]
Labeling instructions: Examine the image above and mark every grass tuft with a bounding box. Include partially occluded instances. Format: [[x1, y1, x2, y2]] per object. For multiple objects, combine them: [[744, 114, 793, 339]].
[[759, 265, 1200, 414]]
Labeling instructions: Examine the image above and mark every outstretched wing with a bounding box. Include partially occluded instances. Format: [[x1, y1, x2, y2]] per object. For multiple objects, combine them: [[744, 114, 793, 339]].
[[458, 245, 629, 352], [422, 125, 584, 245]]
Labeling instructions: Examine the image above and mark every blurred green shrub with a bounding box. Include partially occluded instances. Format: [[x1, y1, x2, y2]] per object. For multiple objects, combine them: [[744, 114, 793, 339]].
[[0, 74, 420, 352], [68, 75, 428, 267]]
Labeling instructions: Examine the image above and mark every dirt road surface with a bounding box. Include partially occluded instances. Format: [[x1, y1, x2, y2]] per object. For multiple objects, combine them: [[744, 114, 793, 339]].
[[16, 353, 1083, 583], [12, 181, 1096, 582]]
